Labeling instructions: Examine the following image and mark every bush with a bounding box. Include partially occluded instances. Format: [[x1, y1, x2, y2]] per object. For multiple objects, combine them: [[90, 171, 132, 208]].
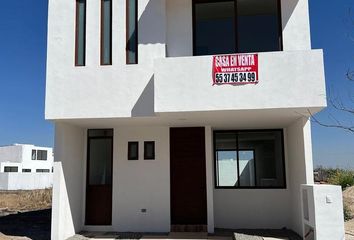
[[344, 203, 353, 222], [327, 169, 354, 189]]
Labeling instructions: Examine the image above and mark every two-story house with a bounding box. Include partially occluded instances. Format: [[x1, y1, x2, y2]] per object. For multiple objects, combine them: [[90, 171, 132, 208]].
[[46, 0, 345, 239], [0, 144, 53, 173], [0, 144, 53, 190]]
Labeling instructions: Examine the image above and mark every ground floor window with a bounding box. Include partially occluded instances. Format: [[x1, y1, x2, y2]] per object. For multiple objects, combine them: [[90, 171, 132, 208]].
[[36, 169, 50, 173], [22, 169, 31, 173], [4, 166, 18, 172], [214, 129, 286, 189]]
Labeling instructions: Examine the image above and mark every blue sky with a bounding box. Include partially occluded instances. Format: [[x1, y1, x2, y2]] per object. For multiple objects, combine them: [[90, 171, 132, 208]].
[[0, 0, 353, 168]]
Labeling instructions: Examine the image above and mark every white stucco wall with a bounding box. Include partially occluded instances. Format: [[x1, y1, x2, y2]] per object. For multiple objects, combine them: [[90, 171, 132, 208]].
[[286, 117, 314, 235], [281, 0, 311, 51], [46, 0, 166, 120], [0, 145, 22, 163], [108, 126, 170, 232], [0, 173, 53, 190], [155, 50, 326, 114], [301, 184, 345, 240], [52, 123, 85, 240], [46, 0, 318, 120]]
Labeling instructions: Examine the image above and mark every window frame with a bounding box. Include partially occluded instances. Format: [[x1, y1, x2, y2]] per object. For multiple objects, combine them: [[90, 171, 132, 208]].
[[213, 129, 286, 189], [36, 169, 50, 173], [128, 141, 139, 160], [100, 0, 113, 65], [75, 0, 87, 66], [144, 141, 155, 160], [37, 150, 48, 161], [192, 0, 283, 56], [4, 166, 18, 173], [31, 149, 37, 160], [126, 0, 138, 64], [86, 129, 114, 185]]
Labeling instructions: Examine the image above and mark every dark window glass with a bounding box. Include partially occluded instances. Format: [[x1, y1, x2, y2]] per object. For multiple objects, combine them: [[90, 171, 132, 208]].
[[37, 150, 48, 160], [215, 132, 238, 187], [31, 149, 36, 160], [128, 142, 139, 160], [4, 167, 18, 173], [126, 0, 138, 64], [22, 169, 31, 173], [75, 0, 86, 66], [101, 0, 112, 65], [193, 0, 282, 56], [144, 141, 155, 160], [88, 137, 113, 185], [88, 129, 113, 137], [194, 1, 236, 56], [36, 169, 50, 173], [237, 0, 281, 53], [214, 130, 285, 188]]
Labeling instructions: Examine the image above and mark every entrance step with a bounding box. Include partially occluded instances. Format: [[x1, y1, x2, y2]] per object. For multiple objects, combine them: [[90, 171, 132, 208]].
[[169, 232, 208, 239], [171, 225, 208, 232]]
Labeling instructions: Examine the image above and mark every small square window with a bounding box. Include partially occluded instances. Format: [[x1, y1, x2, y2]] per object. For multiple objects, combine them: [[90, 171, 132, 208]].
[[128, 142, 139, 160], [144, 141, 155, 160]]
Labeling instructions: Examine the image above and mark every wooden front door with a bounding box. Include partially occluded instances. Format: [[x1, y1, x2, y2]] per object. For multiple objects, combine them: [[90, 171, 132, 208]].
[[170, 127, 207, 231], [85, 129, 113, 225]]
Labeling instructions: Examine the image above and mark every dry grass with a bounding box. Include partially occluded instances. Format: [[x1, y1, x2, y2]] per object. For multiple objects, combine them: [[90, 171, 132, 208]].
[[0, 189, 52, 213]]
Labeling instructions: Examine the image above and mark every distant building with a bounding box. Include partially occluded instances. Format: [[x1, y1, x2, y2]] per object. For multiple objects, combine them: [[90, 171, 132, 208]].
[[0, 144, 54, 173], [0, 144, 53, 190]]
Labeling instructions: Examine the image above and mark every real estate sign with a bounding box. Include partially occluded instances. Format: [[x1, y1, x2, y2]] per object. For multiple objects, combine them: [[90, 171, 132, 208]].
[[212, 53, 259, 85]]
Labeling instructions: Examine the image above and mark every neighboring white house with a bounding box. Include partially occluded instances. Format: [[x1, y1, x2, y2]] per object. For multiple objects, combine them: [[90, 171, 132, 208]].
[[46, 0, 345, 239], [0, 144, 53, 190]]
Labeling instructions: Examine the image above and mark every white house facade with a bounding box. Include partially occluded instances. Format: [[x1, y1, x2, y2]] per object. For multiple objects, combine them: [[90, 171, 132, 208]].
[[0, 144, 53, 190], [46, 0, 345, 239]]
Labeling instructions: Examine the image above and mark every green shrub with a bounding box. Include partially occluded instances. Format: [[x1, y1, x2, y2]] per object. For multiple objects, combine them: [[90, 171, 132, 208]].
[[344, 203, 353, 222], [327, 169, 354, 189]]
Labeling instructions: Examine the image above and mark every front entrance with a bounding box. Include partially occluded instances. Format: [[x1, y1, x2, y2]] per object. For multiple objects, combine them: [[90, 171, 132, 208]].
[[170, 127, 207, 232], [85, 129, 113, 225]]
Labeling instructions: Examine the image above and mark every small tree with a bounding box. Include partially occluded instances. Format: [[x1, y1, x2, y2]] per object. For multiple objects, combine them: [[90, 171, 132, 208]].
[[310, 9, 354, 133]]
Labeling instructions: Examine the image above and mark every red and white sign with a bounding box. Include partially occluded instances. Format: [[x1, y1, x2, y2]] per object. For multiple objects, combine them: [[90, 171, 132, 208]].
[[212, 53, 259, 85]]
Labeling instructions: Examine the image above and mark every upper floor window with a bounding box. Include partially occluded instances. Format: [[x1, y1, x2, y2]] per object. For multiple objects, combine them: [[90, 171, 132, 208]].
[[193, 0, 282, 56], [75, 0, 86, 66], [126, 0, 138, 64], [31, 149, 36, 160], [37, 150, 48, 161], [101, 0, 112, 65]]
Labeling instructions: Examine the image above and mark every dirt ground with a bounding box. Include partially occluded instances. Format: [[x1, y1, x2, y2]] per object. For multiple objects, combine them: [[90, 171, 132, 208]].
[[0, 189, 51, 216], [0, 190, 52, 240]]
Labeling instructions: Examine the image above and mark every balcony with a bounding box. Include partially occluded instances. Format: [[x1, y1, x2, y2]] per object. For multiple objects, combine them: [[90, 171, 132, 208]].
[[154, 49, 326, 114]]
